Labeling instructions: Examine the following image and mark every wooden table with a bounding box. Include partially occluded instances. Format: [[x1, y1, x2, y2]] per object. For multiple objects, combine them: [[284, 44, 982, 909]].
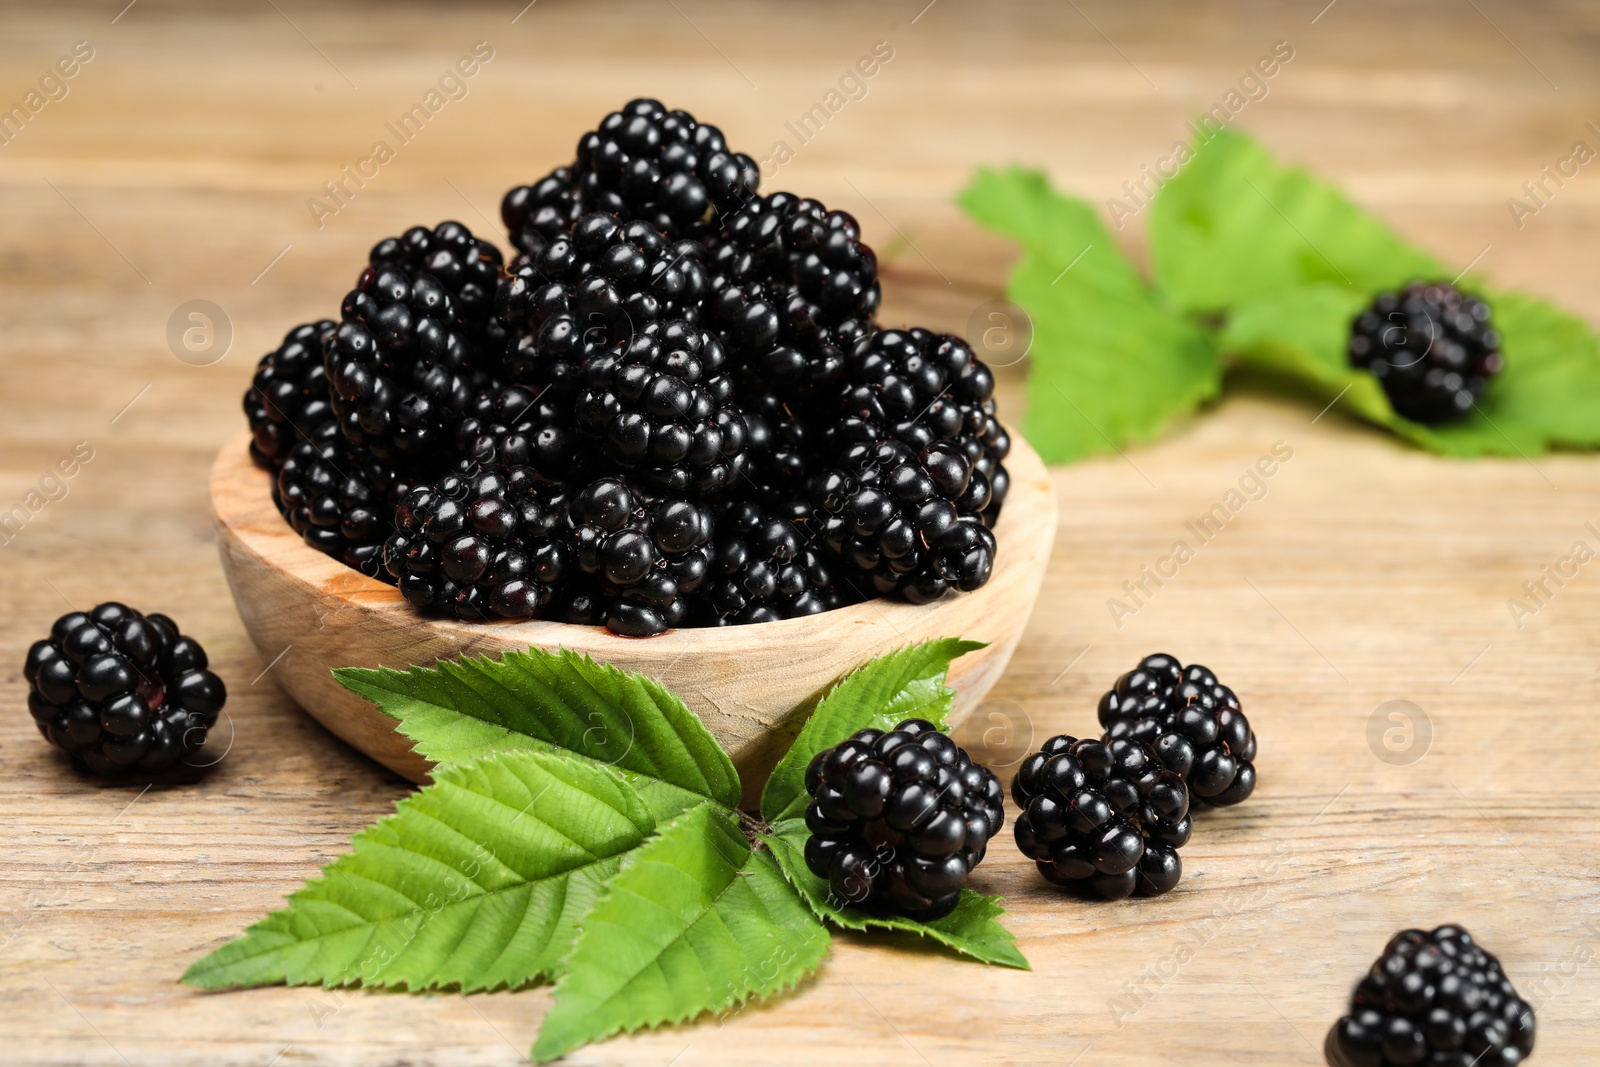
[[4, 1, 1598, 1063]]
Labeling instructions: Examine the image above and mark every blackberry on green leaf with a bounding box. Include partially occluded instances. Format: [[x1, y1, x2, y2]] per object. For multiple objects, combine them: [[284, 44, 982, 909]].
[[1098, 653, 1258, 808], [243, 320, 339, 468], [1012, 734, 1190, 900], [384, 465, 570, 621], [803, 718, 1005, 920], [566, 476, 714, 636], [1328, 925, 1534, 1067], [1349, 282, 1503, 424], [25, 603, 227, 777]]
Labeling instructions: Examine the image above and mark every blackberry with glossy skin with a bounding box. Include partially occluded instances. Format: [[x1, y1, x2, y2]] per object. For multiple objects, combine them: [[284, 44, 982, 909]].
[[707, 192, 879, 402], [496, 213, 710, 403], [501, 166, 583, 259], [1328, 925, 1534, 1067], [1098, 653, 1258, 808], [384, 465, 570, 621], [368, 221, 506, 346], [1349, 282, 1503, 424], [272, 439, 396, 582], [1012, 734, 1190, 900], [700, 501, 854, 625], [810, 438, 998, 603], [565, 476, 714, 636], [573, 98, 761, 240], [803, 718, 1005, 920], [243, 320, 339, 469], [25, 603, 227, 777], [453, 384, 576, 484], [575, 319, 747, 496]]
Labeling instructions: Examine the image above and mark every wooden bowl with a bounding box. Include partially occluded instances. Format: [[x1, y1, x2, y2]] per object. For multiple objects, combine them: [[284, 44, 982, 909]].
[[211, 430, 1057, 804]]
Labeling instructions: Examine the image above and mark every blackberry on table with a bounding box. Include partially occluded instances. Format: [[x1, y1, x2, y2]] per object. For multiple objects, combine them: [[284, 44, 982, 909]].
[[574, 319, 747, 496], [700, 501, 854, 625], [803, 718, 1005, 920], [811, 438, 998, 603], [1328, 925, 1535, 1067], [1349, 282, 1503, 424], [25, 603, 227, 777], [243, 320, 339, 469], [565, 476, 714, 636], [1098, 653, 1258, 808], [273, 439, 397, 583], [1012, 734, 1190, 900], [383, 465, 570, 621], [496, 212, 710, 404]]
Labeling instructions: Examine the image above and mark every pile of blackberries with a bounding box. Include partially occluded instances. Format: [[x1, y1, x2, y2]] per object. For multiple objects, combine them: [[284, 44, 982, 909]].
[[802, 718, 1005, 920], [1012, 653, 1259, 899], [1349, 282, 1503, 424], [245, 99, 1010, 636]]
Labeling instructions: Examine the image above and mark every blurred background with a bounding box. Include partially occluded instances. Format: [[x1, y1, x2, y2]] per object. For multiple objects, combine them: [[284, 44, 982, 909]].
[[5, 3, 1600, 1064]]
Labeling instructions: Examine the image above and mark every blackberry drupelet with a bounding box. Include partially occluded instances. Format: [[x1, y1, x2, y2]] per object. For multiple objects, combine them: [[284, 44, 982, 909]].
[[700, 501, 853, 625], [573, 98, 761, 240], [496, 212, 710, 403], [384, 465, 570, 621], [1349, 282, 1503, 424], [25, 603, 227, 776], [501, 166, 583, 259], [454, 384, 576, 484], [574, 319, 747, 496], [565, 476, 714, 636], [803, 718, 1005, 920], [243, 320, 339, 469], [272, 439, 397, 582], [811, 438, 998, 603], [1012, 734, 1190, 900], [1098, 653, 1258, 808], [1328, 925, 1535, 1067]]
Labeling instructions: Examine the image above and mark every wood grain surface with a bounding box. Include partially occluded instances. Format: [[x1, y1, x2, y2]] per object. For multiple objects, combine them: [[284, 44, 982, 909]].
[[3, 2, 1600, 1064]]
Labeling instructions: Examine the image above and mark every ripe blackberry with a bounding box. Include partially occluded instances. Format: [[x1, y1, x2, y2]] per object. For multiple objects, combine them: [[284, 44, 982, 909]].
[[243, 320, 339, 469], [707, 192, 879, 402], [574, 319, 747, 496], [383, 465, 570, 621], [273, 439, 397, 582], [1097, 654, 1258, 808], [810, 438, 998, 603], [496, 213, 710, 404], [501, 166, 582, 259], [1328, 925, 1534, 1067], [1349, 282, 1503, 424], [573, 98, 761, 240], [565, 476, 714, 636], [25, 603, 227, 777], [803, 718, 1005, 921], [1012, 735, 1190, 900], [454, 384, 576, 484], [700, 501, 854, 625], [832, 327, 1006, 458], [740, 391, 818, 506], [367, 221, 506, 347]]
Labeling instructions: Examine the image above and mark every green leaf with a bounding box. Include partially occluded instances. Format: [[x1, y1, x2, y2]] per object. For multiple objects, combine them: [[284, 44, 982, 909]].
[[760, 639, 983, 824], [182, 751, 654, 993], [335, 648, 740, 820], [1149, 128, 1444, 314], [1224, 284, 1600, 457], [960, 165, 1223, 465], [533, 805, 829, 1063], [764, 818, 1028, 971]]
